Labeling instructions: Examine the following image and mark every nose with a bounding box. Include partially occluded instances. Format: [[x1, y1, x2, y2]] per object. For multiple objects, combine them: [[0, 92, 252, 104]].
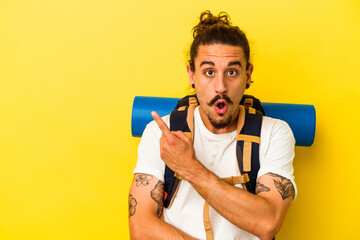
[[214, 73, 227, 94]]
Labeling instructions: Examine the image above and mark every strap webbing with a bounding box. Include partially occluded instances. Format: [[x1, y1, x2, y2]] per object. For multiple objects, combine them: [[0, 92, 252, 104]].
[[203, 175, 250, 240], [236, 134, 260, 143], [203, 201, 213, 240], [243, 141, 252, 172], [236, 105, 246, 136], [164, 97, 198, 209], [186, 97, 197, 136], [236, 107, 262, 194]]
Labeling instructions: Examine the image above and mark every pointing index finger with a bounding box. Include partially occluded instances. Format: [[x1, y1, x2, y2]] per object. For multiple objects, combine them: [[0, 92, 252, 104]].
[[151, 111, 172, 138]]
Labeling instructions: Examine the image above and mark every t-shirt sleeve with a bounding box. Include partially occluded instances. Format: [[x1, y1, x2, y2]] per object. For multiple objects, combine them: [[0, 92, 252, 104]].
[[132, 116, 169, 182], [258, 118, 297, 199]]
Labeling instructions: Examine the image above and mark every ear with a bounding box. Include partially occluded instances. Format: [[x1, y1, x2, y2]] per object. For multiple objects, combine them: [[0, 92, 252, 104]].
[[246, 64, 254, 88], [187, 65, 195, 87]]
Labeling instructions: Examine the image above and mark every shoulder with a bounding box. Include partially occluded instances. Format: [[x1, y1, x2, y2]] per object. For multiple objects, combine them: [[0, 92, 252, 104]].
[[133, 115, 170, 182], [138, 113, 171, 153], [259, 116, 297, 198], [143, 115, 171, 137], [261, 116, 295, 145]]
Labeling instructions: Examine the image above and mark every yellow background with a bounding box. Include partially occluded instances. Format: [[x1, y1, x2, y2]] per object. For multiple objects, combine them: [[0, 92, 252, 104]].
[[1, 0, 359, 239]]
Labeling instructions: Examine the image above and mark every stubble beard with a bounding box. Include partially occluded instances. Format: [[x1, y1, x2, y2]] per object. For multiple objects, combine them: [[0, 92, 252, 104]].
[[207, 112, 233, 129]]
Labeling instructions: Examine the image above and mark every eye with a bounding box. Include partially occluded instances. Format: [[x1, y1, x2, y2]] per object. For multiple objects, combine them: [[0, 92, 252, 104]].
[[205, 70, 214, 76], [228, 70, 237, 76]]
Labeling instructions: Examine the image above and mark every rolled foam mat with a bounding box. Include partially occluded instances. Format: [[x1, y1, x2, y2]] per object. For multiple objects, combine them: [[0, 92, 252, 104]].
[[131, 96, 316, 146]]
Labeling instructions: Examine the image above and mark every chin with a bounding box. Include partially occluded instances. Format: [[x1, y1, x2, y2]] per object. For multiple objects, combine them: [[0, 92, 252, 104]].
[[208, 113, 233, 130]]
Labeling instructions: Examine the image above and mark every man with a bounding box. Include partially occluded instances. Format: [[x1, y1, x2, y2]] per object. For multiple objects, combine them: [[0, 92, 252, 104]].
[[129, 11, 296, 240]]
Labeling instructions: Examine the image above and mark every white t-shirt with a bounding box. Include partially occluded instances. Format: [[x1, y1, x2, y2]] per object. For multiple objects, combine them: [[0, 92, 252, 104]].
[[134, 107, 296, 240]]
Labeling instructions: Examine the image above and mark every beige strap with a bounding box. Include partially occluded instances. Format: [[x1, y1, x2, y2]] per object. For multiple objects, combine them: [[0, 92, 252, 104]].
[[183, 132, 192, 139], [237, 134, 260, 173], [189, 96, 198, 106], [248, 107, 256, 114], [222, 175, 249, 185], [243, 141, 252, 172], [236, 107, 259, 176], [186, 97, 198, 139], [174, 172, 183, 180], [178, 106, 186, 111], [203, 175, 250, 239], [203, 201, 214, 240], [235, 106, 246, 187], [236, 134, 260, 143], [236, 134, 260, 172], [236, 105, 245, 136]]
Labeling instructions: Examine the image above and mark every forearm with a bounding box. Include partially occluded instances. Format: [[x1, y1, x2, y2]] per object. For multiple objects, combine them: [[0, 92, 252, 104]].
[[129, 173, 197, 240], [130, 215, 197, 240], [184, 163, 279, 240]]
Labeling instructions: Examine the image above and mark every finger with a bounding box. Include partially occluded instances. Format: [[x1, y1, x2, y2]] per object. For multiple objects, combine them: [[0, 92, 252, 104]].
[[151, 111, 172, 139], [172, 131, 191, 142], [159, 136, 163, 155]]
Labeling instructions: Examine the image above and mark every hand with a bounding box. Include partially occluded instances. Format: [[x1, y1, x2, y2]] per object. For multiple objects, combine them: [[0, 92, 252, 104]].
[[151, 111, 200, 180]]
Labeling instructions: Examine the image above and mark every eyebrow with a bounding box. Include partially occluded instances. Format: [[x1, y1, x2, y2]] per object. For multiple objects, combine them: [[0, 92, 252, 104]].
[[228, 61, 242, 67], [199, 61, 242, 68], [200, 61, 215, 67]]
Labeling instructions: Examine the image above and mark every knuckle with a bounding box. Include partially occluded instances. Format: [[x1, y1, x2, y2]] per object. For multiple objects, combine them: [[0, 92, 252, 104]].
[[168, 138, 175, 145]]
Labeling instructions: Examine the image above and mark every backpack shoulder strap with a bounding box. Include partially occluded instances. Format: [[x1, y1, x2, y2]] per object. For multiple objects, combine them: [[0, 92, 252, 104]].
[[235, 106, 263, 194], [202, 106, 263, 240], [164, 95, 198, 208]]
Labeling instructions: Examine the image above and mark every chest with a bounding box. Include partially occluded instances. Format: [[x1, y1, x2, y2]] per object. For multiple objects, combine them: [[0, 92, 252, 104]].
[[193, 132, 240, 178]]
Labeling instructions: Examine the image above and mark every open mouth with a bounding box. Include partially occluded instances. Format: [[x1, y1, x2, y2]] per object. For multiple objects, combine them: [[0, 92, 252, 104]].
[[217, 102, 225, 109], [215, 100, 228, 115]]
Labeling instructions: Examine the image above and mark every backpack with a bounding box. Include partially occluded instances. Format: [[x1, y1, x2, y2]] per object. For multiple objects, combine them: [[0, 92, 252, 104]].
[[162, 94, 265, 239]]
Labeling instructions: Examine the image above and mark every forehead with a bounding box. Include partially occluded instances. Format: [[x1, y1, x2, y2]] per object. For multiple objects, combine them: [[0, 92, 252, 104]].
[[195, 44, 246, 66]]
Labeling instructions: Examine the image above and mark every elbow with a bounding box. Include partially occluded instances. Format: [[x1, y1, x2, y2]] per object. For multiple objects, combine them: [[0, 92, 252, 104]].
[[130, 232, 145, 240], [258, 229, 276, 240], [130, 215, 160, 240], [130, 223, 150, 240], [258, 219, 281, 240], [129, 217, 149, 240], [129, 222, 141, 240]]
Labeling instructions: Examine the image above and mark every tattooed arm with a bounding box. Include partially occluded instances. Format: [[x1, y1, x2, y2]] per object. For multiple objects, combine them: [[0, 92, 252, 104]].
[[184, 169, 294, 240], [255, 172, 295, 232], [129, 173, 197, 240]]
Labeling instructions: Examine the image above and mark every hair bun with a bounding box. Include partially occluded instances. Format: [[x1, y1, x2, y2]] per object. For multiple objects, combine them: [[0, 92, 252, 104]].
[[188, 10, 250, 72], [193, 11, 231, 38]]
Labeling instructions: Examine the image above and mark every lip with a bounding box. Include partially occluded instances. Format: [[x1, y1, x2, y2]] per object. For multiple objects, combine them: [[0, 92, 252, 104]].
[[214, 99, 228, 115]]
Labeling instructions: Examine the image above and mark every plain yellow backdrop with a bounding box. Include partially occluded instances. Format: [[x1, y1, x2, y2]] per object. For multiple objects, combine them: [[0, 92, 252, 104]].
[[1, 0, 359, 239]]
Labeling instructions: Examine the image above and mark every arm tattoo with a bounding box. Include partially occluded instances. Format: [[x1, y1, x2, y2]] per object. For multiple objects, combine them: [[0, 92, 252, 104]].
[[255, 181, 270, 194], [128, 194, 137, 217], [150, 181, 164, 216], [135, 173, 153, 187], [267, 172, 295, 200]]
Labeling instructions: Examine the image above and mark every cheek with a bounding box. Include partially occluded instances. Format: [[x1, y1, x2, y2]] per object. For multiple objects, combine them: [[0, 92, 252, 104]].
[[195, 88, 214, 108], [230, 83, 246, 103], [195, 91, 208, 106], [195, 82, 209, 97]]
